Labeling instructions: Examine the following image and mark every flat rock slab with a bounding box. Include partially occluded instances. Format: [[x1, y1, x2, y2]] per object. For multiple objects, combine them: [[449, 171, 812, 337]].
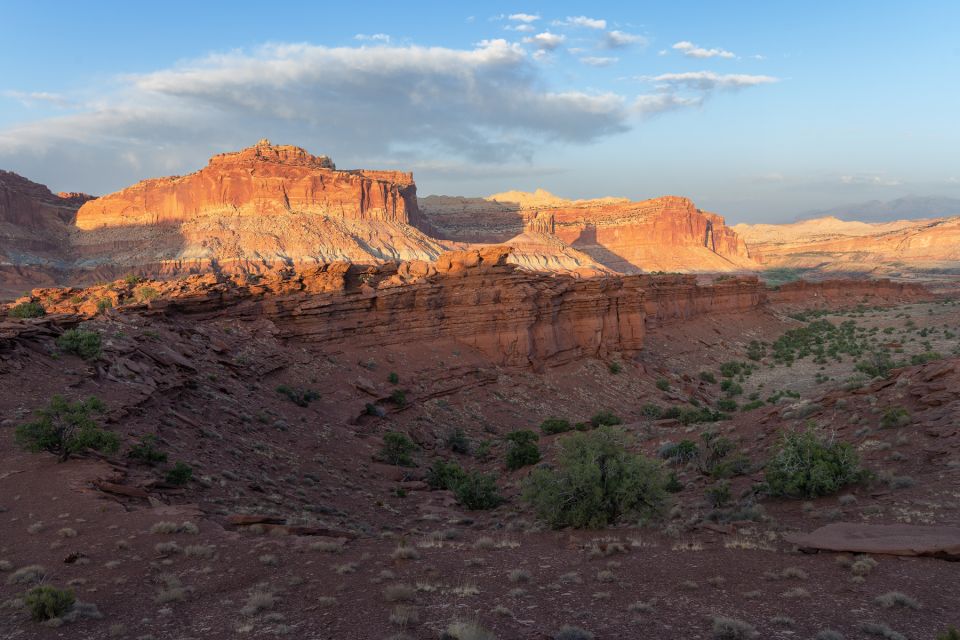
[[786, 522, 960, 560]]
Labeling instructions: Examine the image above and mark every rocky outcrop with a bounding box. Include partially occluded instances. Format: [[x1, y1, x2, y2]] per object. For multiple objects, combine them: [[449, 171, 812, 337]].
[[20, 247, 646, 370], [768, 279, 935, 308], [419, 191, 757, 273], [0, 170, 92, 264], [638, 274, 768, 327], [735, 215, 960, 275]]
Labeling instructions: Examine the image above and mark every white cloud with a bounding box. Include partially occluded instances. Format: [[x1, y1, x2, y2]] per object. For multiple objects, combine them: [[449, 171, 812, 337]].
[[645, 71, 778, 90], [508, 13, 540, 23], [580, 56, 618, 67], [840, 174, 901, 187], [505, 23, 535, 32], [354, 33, 391, 44], [672, 40, 736, 59], [602, 30, 647, 48], [524, 31, 566, 50], [0, 40, 632, 192], [633, 93, 703, 116], [557, 16, 607, 29], [3, 90, 74, 108]]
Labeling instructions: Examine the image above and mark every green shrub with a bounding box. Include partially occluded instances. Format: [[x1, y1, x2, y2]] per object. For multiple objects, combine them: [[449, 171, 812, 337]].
[[137, 286, 159, 301], [8, 301, 46, 318], [541, 417, 573, 434], [937, 626, 960, 640], [275, 385, 320, 407], [664, 472, 684, 493], [475, 440, 492, 461], [128, 435, 167, 465], [445, 428, 470, 454], [56, 328, 102, 360], [96, 298, 113, 313], [590, 410, 622, 427], [15, 395, 117, 462], [390, 389, 407, 406], [380, 432, 417, 466], [387, 371, 400, 384], [655, 377, 670, 391], [720, 361, 744, 378], [640, 403, 663, 418], [454, 471, 503, 510], [705, 481, 732, 508], [505, 430, 540, 470], [124, 274, 142, 285], [765, 428, 866, 498], [608, 361, 623, 374], [880, 406, 910, 429], [24, 585, 75, 621], [165, 462, 193, 485], [716, 398, 738, 412], [523, 427, 667, 528], [426, 459, 466, 490], [699, 371, 717, 384], [746, 340, 766, 362], [660, 440, 699, 464], [741, 400, 764, 411]]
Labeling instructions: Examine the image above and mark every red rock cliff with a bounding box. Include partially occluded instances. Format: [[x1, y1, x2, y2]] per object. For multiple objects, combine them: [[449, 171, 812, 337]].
[[0, 170, 93, 261], [75, 139, 420, 229], [768, 279, 935, 308], [418, 191, 756, 274]]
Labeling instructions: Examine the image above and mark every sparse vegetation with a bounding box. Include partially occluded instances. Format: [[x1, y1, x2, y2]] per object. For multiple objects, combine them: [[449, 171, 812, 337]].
[[505, 429, 540, 470], [453, 471, 503, 510], [165, 462, 193, 485], [381, 432, 417, 466], [712, 616, 759, 639], [765, 427, 865, 498], [8, 301, 46, 318], [16, 395, 117, 462], [540, 417, 573, 434], [127, 435, 167, 465], [56, 328, 102, 360], [275, 384, 320, 407], [524, 427, 667, 528], [24, 585, 75, 621]]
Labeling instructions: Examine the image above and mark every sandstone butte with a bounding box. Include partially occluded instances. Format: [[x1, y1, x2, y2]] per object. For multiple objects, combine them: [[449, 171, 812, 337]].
[[733, 215, 960, 276], [418, 189, 756, 274]]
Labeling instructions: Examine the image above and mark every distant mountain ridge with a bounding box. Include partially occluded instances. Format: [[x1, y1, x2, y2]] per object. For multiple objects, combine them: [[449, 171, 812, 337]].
[[797, 196, 960, 222]]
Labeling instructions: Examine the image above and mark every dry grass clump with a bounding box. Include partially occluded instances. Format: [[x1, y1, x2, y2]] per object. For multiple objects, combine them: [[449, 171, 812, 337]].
[[0, 560, 11, 571], [555, 626, 594, 640], [184, 544, 216, 558], [333, 562, 358, 574], [27, 522, 44, 534], [258, 554, 279, 566], [7, 565, 46, 585], [874, 591, 920, 609], [587, 539, 628, 558], [781, 566, 808, 579], [508, 569, 531, 583], [595, 570, 616, 583], [392, 544, 420, 561], [150, 521, 198, 535], [318, 596, 337, 606], [860, 622, 907, 640], [851, 555, 878, 576], [707, 576, 726, 587], [389, 605, 419, 627], [591, 591, 611, 600], [712, 616, 759, 639], [771, 616, 795, 627], [450, 583, 480, 597], [628, 600, 654, 613], [154, 541, 181, 556], [491, 604, 513, 617], [310, 540, 344, 553], [813, 630, 844, 640], [241, 586, 277, 616], [383, 583, 416, 602], [443, 620, 497, 640], [154, 574, 187, 603], [472, 536, 496, 550], [57, 527, 78, 538], [781, 587, 810, 598], [559, 572, 582, 584]]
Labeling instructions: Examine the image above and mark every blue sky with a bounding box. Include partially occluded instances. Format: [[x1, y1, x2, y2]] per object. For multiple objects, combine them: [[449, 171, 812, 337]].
[[1, 0, 958, 222]]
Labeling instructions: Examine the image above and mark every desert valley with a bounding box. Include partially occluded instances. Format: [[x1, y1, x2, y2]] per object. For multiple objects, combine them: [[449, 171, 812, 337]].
[[0, 139, 958, 639], [2, 3, 960, 639]]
